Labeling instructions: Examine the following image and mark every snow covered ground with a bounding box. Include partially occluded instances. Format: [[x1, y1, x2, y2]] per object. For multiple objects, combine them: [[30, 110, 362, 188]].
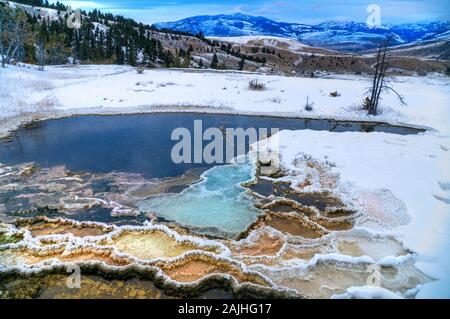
[[208, 35, 313, 51], [256, 128, 450, 298], [0, 63, 449, 298], [1, 64, 448, 130]]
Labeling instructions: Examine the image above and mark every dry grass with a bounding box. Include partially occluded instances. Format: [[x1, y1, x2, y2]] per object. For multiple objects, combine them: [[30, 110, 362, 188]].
[[249, 79, 266, 91]]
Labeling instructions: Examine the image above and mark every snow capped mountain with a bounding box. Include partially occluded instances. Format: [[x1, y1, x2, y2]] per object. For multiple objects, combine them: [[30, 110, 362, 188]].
[[155, 13, 316, 38], [155, 14, 450, 52]]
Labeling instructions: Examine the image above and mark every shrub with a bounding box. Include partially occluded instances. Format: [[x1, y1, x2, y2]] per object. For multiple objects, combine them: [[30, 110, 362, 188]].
[[249, 79, 266, 91], [330, 91, 341, 97], [136, 66, 145, 74], [417, 70, 427, 77], [304, 95, 314, 111], [363, 97, 371, 110]]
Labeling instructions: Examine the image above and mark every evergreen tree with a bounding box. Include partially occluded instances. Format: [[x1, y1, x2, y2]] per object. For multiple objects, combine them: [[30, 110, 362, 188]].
[[238, 56, 245, 70], [128, 45, 136, 66], [210, 53, 219, 69], [0, 1, 227, 69]]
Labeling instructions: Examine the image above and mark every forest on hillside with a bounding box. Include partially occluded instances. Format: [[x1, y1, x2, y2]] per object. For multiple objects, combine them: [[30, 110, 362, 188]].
[[0, 0, 197, 68], [0, 0, 269, 69]]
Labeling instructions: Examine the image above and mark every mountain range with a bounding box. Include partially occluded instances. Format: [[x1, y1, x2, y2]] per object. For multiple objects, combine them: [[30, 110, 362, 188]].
[[155, 13, 450, 52]]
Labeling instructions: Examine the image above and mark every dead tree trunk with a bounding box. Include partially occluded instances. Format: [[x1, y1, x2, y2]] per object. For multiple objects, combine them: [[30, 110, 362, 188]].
[[368, 45, 388, 115], [0, 9, 4, 68], [0, 9, 30, 67], [36, 41, 45, 71], [366, 43, 405, 115], [9, 18, 27, 64], [368, 47, 381, 113], [0, 45, 4, 67], [0, 37, 4, 68]]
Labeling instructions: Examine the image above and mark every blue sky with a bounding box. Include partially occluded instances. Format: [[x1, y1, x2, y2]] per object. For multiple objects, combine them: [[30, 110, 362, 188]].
[[56, 0, 450, 25]]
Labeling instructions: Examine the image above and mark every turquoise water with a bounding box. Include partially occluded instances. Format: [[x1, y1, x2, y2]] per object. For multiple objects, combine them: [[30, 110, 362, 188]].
[[138, 163, 259, 237], [0, 113, 421, 233]]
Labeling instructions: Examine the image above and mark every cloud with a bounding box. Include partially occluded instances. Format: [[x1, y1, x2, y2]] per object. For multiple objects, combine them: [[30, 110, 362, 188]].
[[256, 1, 291, 14], [231, 4, 245, 13], [59, 1, 109, 9], [106, 3, 243, 24]]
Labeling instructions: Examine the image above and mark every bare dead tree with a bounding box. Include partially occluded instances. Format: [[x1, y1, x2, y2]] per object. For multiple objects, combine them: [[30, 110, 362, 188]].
[[304, 95, 314, 111], [36, 40, 46, 71], [0, 10, 18, 67], [365, 42, 406, 115], [0, 8, 34, 67], [0, 6, 5, 67], [5, 21, 24, 64]]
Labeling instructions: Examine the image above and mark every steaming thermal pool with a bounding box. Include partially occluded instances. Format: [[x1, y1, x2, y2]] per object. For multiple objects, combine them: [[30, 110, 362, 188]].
[[0, 112, 436, 298], [0, 113, 421, 234]]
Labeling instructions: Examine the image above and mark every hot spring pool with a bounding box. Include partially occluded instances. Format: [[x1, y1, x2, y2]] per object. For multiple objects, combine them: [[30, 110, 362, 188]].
[[0, 113, 422, 236]]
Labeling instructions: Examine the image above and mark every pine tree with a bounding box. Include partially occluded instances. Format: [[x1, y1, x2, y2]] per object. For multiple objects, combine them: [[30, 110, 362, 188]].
[[210, 53, 219, 69], [238, 56, 245, 70], [128, 45, 136, 66]]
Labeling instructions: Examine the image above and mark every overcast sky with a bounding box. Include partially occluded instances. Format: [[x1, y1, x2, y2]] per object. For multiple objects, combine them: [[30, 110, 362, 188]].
[[54, 0, 450, 25]]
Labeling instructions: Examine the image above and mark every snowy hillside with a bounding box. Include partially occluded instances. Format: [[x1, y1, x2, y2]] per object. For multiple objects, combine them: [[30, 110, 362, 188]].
[[155, 14, 450, 52], [1, 0, 61, 20], [384, 39, 450, 60]]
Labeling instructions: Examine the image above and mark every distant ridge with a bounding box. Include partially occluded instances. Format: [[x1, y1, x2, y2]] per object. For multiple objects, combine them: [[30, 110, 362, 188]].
[[155, 13, 450, 52]]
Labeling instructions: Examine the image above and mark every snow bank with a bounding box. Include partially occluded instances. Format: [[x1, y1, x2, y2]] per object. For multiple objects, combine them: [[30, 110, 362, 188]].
[[260, 129, 450, 298], [332, 286, 404, 299], [1, 64, 449, 133]]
